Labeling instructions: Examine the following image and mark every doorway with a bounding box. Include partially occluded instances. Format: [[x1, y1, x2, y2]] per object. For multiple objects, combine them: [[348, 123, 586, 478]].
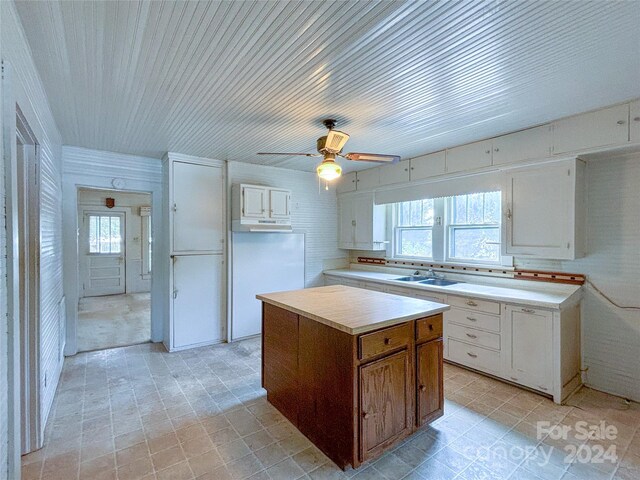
[[16, 108, 41, 454], [76, 188, 152, 352]]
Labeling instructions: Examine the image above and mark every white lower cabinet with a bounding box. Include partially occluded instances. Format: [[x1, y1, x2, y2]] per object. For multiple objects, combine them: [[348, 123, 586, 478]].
[[503, 306, 553, 393], [172, 254, 224, 349]]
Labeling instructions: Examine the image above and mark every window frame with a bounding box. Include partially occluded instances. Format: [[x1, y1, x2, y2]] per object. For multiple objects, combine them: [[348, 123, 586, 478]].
[[393, 199, 444, 261]]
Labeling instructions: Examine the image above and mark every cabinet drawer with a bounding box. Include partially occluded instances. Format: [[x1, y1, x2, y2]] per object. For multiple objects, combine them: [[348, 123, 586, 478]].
[[445, 307, 500, 333], [447, 296, 500, 315], [447, 323, 500, 350], [412, 291, 446, 303], [359, 323, 412, 361], [416, 315, 443, 342], [448, 339, 501, 375]]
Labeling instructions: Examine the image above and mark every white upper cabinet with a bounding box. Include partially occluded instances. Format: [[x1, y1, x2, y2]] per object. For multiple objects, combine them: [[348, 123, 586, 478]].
[[242, 185, 267, 219], [504, 158, 585, 260], [553, 104, 629, 154], [492, 125, 552, 166], [378, 160, 410, 186], [172, 161, 225, 253], [356, 168, 380, 190], [336, 171, 357, 194], [338, 193, 386, 250], [446, 139, 493, 173], [269, 189, 291, 218], [410, 151, 446, 180], [630, 100, 640, 143], [503, 305, 553, 393]]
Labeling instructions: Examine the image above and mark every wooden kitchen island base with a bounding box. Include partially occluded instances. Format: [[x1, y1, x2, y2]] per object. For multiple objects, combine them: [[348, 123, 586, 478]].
[[258, 286, 448, 470]]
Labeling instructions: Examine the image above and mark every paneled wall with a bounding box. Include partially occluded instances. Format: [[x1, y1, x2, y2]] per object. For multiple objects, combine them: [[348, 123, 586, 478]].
[[1, 0, 64, 473], [516, 153, 640, 401], [227, 161, 346, 288]]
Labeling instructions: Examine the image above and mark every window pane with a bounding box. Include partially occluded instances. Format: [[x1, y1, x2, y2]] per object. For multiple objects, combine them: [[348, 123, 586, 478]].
[[450, 227, 500, 261], [397, 200, 434, 227], [89, 216, 98, 253], [483, 191, 501, 223], [467, 193, 484, 224], [454, 195, 467, 224], [110, 217, 121, 254], [100, 216, 110, 253], [421, 199, 434, 225], [397, 228, 433, 258]]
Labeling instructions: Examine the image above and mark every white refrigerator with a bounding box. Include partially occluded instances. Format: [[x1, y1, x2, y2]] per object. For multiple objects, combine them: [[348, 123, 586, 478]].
[[231, 232, 305, 340]]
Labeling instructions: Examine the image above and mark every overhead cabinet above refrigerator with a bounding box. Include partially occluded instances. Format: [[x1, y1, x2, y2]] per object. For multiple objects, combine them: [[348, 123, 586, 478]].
[[232, 183, 292, 232]]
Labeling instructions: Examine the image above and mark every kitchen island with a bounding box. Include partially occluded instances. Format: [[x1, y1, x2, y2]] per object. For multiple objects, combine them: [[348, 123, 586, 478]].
[[257, 285, 450, 470]]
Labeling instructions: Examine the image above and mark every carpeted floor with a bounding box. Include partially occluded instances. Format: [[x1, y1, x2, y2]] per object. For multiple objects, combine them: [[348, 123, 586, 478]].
[[77, 292, 151, 352]]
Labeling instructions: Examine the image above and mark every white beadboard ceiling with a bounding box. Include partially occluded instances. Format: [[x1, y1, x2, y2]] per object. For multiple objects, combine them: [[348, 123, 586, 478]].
[[14, 0, 640, 172]]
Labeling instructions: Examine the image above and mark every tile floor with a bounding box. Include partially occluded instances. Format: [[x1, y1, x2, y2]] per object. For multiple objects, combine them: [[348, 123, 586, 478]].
[[21, 338, 640, 480], [77, 293, 151, 352]]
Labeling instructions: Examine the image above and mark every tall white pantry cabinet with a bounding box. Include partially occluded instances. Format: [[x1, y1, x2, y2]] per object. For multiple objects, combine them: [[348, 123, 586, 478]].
[[162, 153, 226, 351]]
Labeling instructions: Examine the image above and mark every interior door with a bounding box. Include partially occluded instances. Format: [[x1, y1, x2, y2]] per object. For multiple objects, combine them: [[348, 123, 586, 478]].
[[82, 212, 125, 297], [172, 254, 223, 348], [269, 189, 290, 218], [172, 161, 224, 253], [360, 350, 410, 460]]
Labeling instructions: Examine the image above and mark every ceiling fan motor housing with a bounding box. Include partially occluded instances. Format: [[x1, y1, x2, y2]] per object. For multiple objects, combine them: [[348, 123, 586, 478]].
[[317, 130, 350, 154]]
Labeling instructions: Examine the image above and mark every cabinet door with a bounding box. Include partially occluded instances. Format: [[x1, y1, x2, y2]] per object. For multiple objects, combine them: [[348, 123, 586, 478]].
[[360, 351, 411, 460], [353, 195, 374, 249], [631, 100, 640, 143], [504, 306, 553, 393], [505, 160, 576, 259], [416, 340, 444, 425], [269, 189, 290, 218], [242, 185, 267, 219], [446, 139, 493, 173], [410, 151, 446, 180], [338, 197, 354, 248], [336, 172, 357, 194], [378, 161, 410, 186], [492, 125, 552, 166], [172, 254, 223, 348], [553, 104, 629, 154], [173, 161, 224, 253], [356, 168, 380, 190]]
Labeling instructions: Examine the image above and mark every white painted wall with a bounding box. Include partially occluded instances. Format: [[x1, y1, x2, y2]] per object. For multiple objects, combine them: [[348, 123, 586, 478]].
[[62, 146, 164, 355], [516, 153, 640, 401], [227, 161, 346, 291], [1, 0, 64, 475], [78, 188, 152, 294]]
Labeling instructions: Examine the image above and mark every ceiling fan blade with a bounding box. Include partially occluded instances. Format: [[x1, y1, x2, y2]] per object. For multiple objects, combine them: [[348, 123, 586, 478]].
[[344, 152, 401, 163], [257, 152, 321, 157]]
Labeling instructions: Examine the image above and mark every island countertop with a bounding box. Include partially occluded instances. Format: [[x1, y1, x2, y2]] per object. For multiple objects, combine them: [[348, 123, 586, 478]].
[[256, 284, 449, 335]]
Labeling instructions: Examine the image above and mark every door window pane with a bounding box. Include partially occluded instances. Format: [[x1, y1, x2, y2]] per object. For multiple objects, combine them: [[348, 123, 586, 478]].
[[89, 214, 122, 254]]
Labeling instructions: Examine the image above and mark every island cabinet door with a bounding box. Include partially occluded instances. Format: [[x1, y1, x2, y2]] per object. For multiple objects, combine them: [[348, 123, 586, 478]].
[[360, 350, 411, 461], [416, 339, 444, 426]]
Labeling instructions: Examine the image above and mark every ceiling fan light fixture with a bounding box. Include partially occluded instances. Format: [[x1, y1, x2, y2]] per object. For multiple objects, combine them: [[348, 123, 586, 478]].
[[316, 158, 342, 181]]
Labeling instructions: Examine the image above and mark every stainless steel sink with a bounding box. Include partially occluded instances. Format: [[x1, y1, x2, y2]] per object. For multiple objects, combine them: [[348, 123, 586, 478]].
[[394, 276, 432, 282], [418, 278, 460, 286]]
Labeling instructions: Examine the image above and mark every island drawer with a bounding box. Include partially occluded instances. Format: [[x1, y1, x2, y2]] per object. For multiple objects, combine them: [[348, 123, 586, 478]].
[[359, 323, 412, 361], [448, 296, 501, 315], [446, 307, 501, 333], [447, 323, 500, 350], [448, 339, 501, 375], [416, 315, 443, 342]]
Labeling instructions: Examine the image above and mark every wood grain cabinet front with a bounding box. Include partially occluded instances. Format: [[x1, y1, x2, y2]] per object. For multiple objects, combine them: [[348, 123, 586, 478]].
[[359, 350, 412, 461], [416, 339, 444, 425]]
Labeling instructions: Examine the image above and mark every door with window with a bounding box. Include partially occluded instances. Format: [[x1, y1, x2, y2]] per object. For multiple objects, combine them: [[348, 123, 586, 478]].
[[81, 212, 126, 296]]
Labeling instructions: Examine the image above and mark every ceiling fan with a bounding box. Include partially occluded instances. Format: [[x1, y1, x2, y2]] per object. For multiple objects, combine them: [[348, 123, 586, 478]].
[[258, 119, 401, 181]]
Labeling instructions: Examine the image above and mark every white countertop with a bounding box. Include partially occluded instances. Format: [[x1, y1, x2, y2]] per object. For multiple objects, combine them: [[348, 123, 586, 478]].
[[323, 269, 582, 309], [257, 285, 449, 335]]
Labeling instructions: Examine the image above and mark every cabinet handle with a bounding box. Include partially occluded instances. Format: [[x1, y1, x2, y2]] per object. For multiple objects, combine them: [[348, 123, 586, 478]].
[[466, 317, 477, 322], [466, 300, 478, 307], [538, 386, 548, 391], [485, 149, 491, 154], [467, 352, 478, 358], [383, 338, 391, 345], [419, 385, 426, 392], [411, 167, 414, 170], [404, 168, 408, 172], [173, 289, 178, 299], [506, 208, 512, 220], [510, 376, 518, 382], [428, 324, 434, 331], [466, 333, 477, 339], [362, 412, 371, 419], [494, 148, 499, 152], [616, 120, 626, 125], [633, 117, 640, 122], [521, 308, 535, 314], [172, 203, 177, 212]]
